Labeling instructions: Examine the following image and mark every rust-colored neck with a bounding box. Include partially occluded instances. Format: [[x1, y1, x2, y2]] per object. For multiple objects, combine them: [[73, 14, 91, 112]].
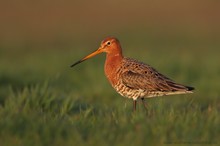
[[104, 48, 123, 86]]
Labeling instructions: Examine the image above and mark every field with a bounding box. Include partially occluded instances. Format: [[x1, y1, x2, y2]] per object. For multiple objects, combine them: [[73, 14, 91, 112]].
[[1, 34, 219, 146], [0, 1, 220, 146]]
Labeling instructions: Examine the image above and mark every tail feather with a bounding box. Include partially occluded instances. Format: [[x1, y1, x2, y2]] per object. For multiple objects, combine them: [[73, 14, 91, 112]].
[[186, 86, 195, 91], [146, 80, 194, 98], [167, 81, 195, 93]]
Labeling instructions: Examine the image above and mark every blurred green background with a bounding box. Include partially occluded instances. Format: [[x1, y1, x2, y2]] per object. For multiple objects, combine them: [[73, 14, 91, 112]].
[[0, 0, 220, 146]]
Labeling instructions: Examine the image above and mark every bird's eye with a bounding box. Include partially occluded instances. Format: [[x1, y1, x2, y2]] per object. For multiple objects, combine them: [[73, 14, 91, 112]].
[[106, 41, 111, 46]]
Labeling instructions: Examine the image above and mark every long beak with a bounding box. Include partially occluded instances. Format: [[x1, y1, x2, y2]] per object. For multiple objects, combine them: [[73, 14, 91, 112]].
[[70, 47, 104, 67]]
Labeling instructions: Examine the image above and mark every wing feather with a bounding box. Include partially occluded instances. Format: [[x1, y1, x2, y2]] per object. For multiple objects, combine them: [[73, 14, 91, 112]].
[[120, 58, 191, 92]]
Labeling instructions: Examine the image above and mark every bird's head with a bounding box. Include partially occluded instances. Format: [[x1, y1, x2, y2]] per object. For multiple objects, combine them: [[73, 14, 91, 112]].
[[71, 37, 122, 67]]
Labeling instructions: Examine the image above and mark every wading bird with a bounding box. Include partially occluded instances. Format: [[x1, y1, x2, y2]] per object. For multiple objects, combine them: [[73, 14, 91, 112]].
[[71, 37, 194, 111]]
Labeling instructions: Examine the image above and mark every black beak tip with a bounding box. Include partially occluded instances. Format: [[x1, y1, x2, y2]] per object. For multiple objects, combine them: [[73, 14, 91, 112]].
[[70, 60, 82, 68]]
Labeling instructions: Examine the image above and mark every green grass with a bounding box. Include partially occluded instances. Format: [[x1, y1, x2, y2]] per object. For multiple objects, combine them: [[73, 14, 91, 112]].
[[0, 34, 220, 146]]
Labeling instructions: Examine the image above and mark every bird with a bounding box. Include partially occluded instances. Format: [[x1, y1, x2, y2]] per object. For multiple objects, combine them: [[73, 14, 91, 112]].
[[71, 37, 194, 111]]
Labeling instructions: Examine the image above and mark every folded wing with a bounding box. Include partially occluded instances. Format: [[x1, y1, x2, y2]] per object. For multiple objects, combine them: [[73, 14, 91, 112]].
[[120, 58, 194, 94]]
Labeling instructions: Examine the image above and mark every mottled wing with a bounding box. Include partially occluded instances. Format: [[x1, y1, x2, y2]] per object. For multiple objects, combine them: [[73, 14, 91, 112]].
[[121, 58, 192, 92]]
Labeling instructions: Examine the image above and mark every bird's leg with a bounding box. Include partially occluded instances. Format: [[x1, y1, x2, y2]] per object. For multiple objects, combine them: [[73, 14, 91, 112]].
[[133, 100, 137, 112], [141, 98, 148, 111]]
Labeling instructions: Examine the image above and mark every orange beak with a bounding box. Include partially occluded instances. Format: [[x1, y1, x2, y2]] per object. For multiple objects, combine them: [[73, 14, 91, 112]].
[[70, 47, 104, 67]]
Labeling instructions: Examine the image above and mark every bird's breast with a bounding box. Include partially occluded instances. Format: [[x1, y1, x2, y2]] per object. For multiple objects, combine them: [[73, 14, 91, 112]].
[[104, 54, 123, 86], [104, 61, 120, 86]]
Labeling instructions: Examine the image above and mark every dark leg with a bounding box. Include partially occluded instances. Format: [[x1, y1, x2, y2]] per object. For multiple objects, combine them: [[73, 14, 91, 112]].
[[133, 100, 137, 111], [141, 98, 148, 111]]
